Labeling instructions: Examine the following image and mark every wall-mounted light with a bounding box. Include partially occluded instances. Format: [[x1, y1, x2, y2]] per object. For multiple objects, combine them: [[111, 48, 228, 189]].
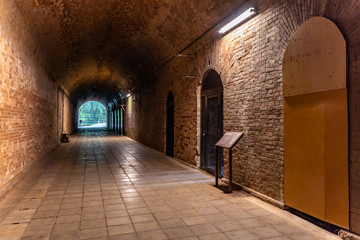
[[121, 104, 126, 111], [218, 7, 257, 34], [126, 91, 131, 98], [175, 53, 197, 59], [185, 74, 197, 79]]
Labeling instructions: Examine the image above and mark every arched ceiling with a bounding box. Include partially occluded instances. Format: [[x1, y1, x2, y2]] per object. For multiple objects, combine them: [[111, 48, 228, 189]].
[[13, 0, 246, 106]]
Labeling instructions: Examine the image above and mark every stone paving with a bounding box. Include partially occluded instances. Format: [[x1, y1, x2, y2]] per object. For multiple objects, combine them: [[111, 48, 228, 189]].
[[0, 129, 340, 240]]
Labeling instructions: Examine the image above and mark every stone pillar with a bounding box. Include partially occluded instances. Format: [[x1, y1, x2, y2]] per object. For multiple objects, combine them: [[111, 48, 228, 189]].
[[112, 109, 116, 132], [110, 111, 113, 130], [115, 108, 119, 133], [120, 107, 123, 135], [116, 109, 119, 133], [107, 110, 111, 130], [117, 109, 120, 133]]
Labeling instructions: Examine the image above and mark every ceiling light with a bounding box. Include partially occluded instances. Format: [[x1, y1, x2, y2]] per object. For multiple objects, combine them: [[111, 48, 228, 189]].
[[219, 7, 256, 34]]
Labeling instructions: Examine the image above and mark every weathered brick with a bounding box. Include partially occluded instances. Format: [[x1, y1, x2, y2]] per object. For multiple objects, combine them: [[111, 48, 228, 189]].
[[125, 0, 360, 235], [0, 1, 72, 194]]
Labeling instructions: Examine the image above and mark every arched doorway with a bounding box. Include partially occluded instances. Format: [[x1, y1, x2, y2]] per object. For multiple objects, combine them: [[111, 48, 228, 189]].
[[201, 70, 223, 175], [283, 17, 348, 228], [166, 92, 174, 157], [78, 100, 108, 128]]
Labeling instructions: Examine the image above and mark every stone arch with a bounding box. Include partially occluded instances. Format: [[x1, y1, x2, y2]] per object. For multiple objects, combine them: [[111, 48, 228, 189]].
[[200, 69, 224, 175], [201, 69, 224, 92], [78, 98, 109, 111], [77, 100, 108, 128]]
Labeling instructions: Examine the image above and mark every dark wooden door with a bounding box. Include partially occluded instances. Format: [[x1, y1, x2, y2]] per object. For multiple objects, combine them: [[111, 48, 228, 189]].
[[166, 94, 174, 157], [201, 70, 223, 175], [201, 93, 223, 175]]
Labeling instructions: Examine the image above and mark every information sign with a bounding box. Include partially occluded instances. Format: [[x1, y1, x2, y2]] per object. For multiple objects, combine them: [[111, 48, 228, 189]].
[[216, 132, 244, 149], [215, 132, 244, 193]]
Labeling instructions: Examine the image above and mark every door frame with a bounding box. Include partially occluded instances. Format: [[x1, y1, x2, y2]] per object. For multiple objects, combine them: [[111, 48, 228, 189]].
[[200, 70, 224, 175]]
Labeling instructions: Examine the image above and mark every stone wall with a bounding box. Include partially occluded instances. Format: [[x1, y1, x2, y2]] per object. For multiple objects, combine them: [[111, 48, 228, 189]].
[[0, 1, 71, 195], [125, 0, 360, 234]]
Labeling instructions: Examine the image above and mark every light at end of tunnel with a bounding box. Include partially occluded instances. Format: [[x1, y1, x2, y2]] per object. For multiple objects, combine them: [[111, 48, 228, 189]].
[[218, 7, 256, 34]]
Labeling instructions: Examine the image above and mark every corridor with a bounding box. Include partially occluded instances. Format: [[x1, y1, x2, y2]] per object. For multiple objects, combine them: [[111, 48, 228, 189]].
[[0, 130, 337, 240]]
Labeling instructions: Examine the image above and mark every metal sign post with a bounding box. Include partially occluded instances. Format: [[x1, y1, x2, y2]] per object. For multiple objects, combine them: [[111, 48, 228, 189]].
[[215, 132, 244, 193]]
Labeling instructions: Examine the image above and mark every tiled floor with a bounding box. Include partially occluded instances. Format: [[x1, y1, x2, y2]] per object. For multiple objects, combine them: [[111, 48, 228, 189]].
[[0, 129, 340, 240]]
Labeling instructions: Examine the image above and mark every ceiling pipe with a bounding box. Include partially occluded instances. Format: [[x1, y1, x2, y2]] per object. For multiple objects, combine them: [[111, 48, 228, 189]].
[[153, 1, 254, 75], [127, 0, 254, 92]]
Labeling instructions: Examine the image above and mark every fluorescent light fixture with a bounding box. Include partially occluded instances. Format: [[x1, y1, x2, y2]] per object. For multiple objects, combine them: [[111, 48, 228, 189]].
[[185, 74, 197, 79], [219, 7, 256, 34]]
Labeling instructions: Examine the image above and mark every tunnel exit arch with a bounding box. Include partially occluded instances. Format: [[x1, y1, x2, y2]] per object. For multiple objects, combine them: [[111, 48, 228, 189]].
[[77, 100, 108, 128], [283, 17, 348, 229], [201, 69, 223, 175]]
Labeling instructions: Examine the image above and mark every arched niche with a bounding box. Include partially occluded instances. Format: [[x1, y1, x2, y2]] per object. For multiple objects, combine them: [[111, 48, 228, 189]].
[[166, 91, 174, 157], [283, 17, 348, 229], [200, 70, 224, 175]]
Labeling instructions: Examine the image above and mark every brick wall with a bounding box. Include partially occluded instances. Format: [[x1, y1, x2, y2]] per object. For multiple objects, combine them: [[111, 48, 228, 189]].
[[0, 1, 71, 194], [57, 88, 73, 136], [125, 94, 141, 141], [63, 92, 73, 134], [125, 59, 199, 164], [126, 0, 360, 234]]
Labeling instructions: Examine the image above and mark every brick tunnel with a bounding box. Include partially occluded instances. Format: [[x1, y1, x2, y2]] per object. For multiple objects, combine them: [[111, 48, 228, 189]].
[[0, 1, 360, 239]]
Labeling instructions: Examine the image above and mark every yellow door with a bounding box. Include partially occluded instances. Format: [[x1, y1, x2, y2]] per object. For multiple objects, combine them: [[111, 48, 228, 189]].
[[283, 17, 349, 229]]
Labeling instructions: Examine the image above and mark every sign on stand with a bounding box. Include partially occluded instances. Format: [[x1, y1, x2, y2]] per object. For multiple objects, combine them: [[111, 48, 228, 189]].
[[215, 132, 244, 193]]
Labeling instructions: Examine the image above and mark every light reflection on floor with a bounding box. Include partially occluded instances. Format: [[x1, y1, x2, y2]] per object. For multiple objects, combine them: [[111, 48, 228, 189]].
[[0, 129, 338, 240]]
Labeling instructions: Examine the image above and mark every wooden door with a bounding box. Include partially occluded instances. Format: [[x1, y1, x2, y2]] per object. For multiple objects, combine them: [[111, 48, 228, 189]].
[[283, 17, 348, 229], [201, 70, 223, 175], [166, 92, 174, 157]]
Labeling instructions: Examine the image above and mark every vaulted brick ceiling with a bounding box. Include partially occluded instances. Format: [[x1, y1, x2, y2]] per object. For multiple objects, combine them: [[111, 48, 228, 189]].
[[13, 0, 245, 106]]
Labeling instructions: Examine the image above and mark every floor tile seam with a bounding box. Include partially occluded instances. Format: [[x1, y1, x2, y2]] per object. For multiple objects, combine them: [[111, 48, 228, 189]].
[[47, 136, 82, 240], [111, 152, 146, 188], [142, 193, 205, 238], [35, 132, 332, 239], [103, 136, 135, 239], [80, 135, 110, 239], [111, 137, 213, 188], [15, 137, 78, 238], [0, 148, 61, 206], [105, 137, 186, 238], [71, 134, 312, 239], [0, 138, 80, 226], [40, 138, 79, 194], [244, 196, 341, 240]]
